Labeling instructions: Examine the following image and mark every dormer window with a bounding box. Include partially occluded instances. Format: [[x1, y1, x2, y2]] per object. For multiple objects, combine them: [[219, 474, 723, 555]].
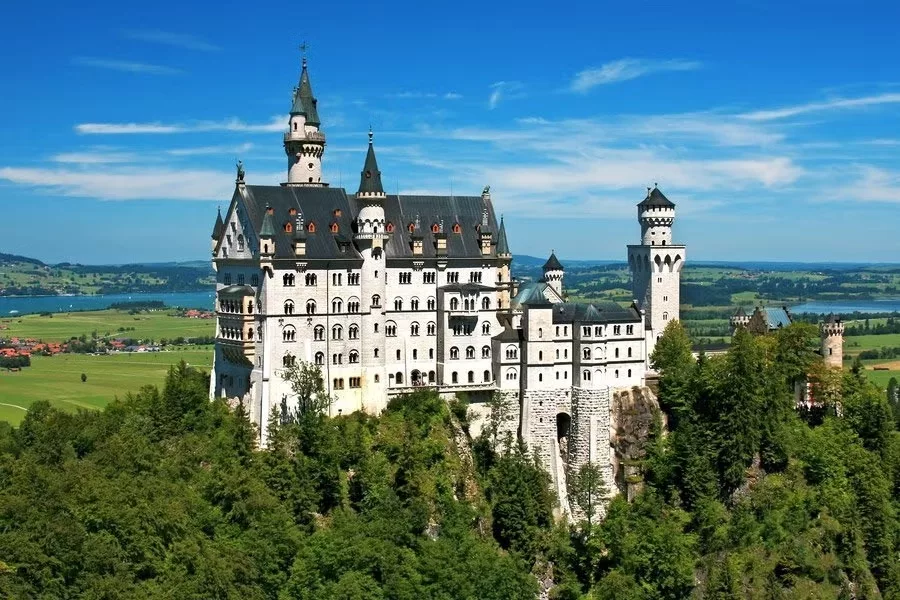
[[408, 222, 415, 233], [431, 223, 440, 233], [284, 222, 293, 233], [452, 223, 461, 234], [307, 222, 316, 233], [333, 209, 342, 217], [386, 222, 395, 233], [288, 208, 297, 216], [330, 222, 339, 233]]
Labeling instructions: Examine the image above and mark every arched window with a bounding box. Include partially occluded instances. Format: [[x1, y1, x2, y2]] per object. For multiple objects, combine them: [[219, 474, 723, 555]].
[[615, 348, 619, 358], [348, 299, 359, 313], [468, 370, 474, 383], [314, 325, 324, 341], [394, 298, 403, 311], [349, 324, 359, 340], [332, 324, 342, 340], [283, 273, 295, 287], [482, 346, 490, 358], [385, 321, 397, 336], [282, 326, 296, 342], [538, 328, 543, 338], [450, 346, 459, 359], [427, 322, 436, 336], [482, 322, 490, 335], [583, 348, 591, 360], [505, 368, 517, 381], [237, 235, 244, 251], [396, 372, 404, 385], [314, 352, 324, 366], [450, 298, 459, 311], [583, 370, 591, 381], [305, 273, 317, 286], [411, 297, 419, 310], [539, 374, 543, 382], [386, 222, 395, 233], [663, 312, 669, 321], [482, 297, 490, 310], [466, 346, 475, 359], [452, 372, 458, 384], [452, 223, 461, 233], [627, 347, 632, 358], [539, 351, 543, 360], [332, 298, 343, 313], [330, 222, 339, 233], [411, 322, 420, 336], [284, 300, 294, 315], [283, 354, 295, 367], [247, 300, 254, 313], [506, 345, 518, 360], [429, 370, 436, 383], [284, 222, 293, 233], [427, 297, 436, 310], [431, 223, 440, 233], [306, 300, 316, 314], [372, 294, 381, 307], [349, 350, 359, 364], [628, 369, 632, 378]]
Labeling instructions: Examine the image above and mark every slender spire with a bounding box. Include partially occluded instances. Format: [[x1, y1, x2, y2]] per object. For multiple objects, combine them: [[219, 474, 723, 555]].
[[211, 207, 224, 240], [290, 51, 320, 126], [357, 128, 384, 196], [496, 215, 510, 256]]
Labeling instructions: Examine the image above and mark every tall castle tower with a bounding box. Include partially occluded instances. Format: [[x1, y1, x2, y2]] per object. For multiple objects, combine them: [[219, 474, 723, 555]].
[[355, 129, 388, 411], [284, 54, 326, 186], [821, 314, 844, 368], [627, 185, 686, 361], [542, 252, 564, 298]]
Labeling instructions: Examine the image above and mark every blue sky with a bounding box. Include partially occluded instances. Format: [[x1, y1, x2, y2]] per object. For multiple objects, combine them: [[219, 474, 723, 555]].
[[1, 0, 899, 264]]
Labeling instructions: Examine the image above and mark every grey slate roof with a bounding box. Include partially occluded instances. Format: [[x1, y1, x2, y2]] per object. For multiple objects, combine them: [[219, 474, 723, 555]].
[[260, 207, 276, 238], [543, 252, 564, 272], [762, 307, 792, 329], [733, 306, 747, 317], [511, 281, 554, 308], [496, 216, 510, 255], [379, 194, 499, 260], [825, 313, 840, 324], [493, 326, 524, 343], [638, 186, 675, 209], [212, 208, 224, 240], [552, 301, 641, 324], [237, 185, 363, 261], [219, 285, 255, 296]]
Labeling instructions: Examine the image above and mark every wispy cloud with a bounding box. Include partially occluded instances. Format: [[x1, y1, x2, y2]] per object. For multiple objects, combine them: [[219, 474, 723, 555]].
[[51, 151, 138, 164], [386, 91, 462, 100], [0, 166, 282, 202], [71, 57, 182, 75], [571, 58, 702, 92], [166, 143, 255, 156], [122, 29, 221, 52], [488, 81, 523, 110], [740, 92, 900, 121], [830, 165, 900, 203], [75, 117, 284, 135]]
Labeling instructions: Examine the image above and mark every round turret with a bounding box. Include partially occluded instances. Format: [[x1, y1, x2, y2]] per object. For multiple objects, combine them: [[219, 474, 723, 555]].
[[542, 252, 564, 297], [638, 185, 676, 246], [821, 314, 844, 368], [284, 56, 327, 186]]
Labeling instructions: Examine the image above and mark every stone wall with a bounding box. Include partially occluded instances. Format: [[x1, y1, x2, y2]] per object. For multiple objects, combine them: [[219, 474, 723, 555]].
[[609, 386, 665, 500]]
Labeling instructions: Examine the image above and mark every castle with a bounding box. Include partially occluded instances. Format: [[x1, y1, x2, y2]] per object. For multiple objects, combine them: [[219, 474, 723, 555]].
[[209, 56, 685, 507], [730, 306, 844, 368]]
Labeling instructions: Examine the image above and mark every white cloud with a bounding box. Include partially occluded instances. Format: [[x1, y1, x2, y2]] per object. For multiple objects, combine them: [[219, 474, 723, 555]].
[[386, 91, 463, 100], [0, 165, 283, 201], [71, 57, 182, 75], [488, 81, 523, 110], [571, 58, 702, 92], [122, 30, 221, 52], [166, 143, 255, 156], [830, 166, 900, 203], [740, 92, 900, 121], [75, 117, 284, 135], [51, 151, 137, 164]]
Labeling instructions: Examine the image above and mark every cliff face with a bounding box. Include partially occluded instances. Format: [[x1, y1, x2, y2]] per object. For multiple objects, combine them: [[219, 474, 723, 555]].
[[610, 386, 666, 500]]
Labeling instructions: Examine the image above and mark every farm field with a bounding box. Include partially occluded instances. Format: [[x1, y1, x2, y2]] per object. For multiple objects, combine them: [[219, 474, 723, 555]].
[[0, 309, 214, 342], [0, 349, 214, 425]]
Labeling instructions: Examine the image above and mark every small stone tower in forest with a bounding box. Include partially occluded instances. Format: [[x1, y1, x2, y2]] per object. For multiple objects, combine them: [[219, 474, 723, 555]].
[[821, 314, 844, 368]]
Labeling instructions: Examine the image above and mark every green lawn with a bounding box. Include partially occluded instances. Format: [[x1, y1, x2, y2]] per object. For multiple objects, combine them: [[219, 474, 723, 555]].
[[843, 333, 900, 356], [0, 309, 214, 342], [0, 349, 213, 425]]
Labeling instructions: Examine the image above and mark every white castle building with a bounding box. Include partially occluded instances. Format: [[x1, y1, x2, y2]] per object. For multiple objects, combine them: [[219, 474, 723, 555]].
[[210, 56, 686, 502]]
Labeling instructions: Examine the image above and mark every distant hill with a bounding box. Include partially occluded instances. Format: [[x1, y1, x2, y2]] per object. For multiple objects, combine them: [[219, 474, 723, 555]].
[[0, 252, 214, 297]]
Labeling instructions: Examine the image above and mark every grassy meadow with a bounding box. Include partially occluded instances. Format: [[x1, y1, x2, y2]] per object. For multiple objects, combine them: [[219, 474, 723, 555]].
[[0, 309, 214, 342], [0, 349, 214, 425]]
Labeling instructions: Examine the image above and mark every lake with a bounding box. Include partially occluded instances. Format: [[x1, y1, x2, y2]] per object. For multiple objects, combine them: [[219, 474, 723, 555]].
[[0, 291, 215, 316], [790, 299, 900, 315]]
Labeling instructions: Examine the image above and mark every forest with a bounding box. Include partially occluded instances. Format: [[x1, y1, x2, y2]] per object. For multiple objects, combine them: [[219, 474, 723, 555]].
[[0, 323, 897, 599]]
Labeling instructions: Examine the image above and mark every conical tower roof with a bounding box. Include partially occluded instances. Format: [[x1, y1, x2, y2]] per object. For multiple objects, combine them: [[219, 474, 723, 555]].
[[496, 216, 510, 255], [290, 58, 320, 127], [638, 185, 675, 208], [357, 130, 384, 196], [543, 251, 564, 272], [211, 208, 224, 240]]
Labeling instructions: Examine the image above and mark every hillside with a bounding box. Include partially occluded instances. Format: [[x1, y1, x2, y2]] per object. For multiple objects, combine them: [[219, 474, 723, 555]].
[[0, 253, 214, 296]]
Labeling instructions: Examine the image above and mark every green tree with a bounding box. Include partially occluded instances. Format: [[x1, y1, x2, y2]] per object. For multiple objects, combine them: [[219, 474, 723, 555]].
[[281, 360, 334, 420]]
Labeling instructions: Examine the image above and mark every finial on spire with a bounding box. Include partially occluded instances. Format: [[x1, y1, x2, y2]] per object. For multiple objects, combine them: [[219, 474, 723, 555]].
[[368, 126, 373, 145], [299, 41, 308, 68], [654, 182, 658, 189]]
